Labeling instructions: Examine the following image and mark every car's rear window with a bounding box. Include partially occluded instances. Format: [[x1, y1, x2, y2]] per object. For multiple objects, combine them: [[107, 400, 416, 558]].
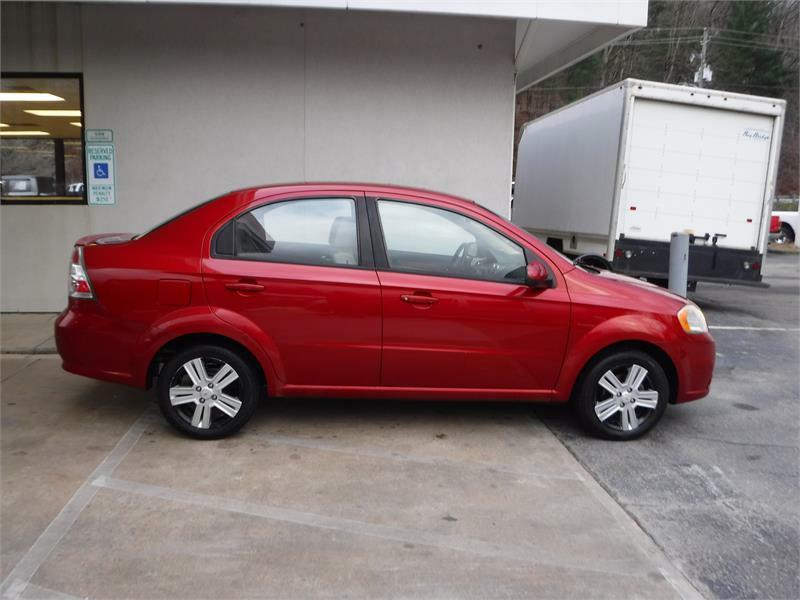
[[136, 194, 226, 239]]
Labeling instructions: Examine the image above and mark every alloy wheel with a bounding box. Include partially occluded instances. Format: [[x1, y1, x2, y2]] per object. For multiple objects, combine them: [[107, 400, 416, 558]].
[[168, 357, 242, 430], [593, 364, 659, 432]]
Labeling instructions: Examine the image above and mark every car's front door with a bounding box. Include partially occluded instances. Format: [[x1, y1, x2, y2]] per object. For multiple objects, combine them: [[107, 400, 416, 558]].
[[202, 193, 381, 388], [371, 196, 570, 394]]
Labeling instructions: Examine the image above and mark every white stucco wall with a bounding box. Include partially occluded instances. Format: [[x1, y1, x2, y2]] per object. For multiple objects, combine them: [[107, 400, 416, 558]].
[[1, 2, 516, 311]]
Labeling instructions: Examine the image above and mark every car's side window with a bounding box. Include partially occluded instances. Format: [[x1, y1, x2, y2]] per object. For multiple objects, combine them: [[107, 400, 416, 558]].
[[215, 198, 359, 267], [376, 200, 527, 283]]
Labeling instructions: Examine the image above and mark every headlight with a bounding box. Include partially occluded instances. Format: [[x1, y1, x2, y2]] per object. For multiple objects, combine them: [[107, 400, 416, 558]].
[[677, 304, 708, 334]]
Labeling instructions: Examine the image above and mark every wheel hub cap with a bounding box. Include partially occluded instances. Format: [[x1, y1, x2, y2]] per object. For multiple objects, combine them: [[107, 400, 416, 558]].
[[594, 364, 659, 432], [168, 358, 243, 430]]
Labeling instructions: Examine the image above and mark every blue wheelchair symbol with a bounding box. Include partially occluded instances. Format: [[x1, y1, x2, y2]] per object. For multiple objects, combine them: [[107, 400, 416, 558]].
[[94, 163, 109, 179]]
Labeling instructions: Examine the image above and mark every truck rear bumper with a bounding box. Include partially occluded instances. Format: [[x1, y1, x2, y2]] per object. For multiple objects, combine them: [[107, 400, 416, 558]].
[[612, 238, 765, 285]]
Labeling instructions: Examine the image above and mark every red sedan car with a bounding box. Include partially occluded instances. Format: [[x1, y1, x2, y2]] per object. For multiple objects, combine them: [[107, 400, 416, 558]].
[[56, 183, 715, 440]]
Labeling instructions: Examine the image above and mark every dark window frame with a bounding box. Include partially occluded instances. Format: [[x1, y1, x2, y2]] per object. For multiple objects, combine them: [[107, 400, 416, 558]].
[[1, 72, 87, 206], [210, 196, 375, 270], [367, 196, 547, 286]]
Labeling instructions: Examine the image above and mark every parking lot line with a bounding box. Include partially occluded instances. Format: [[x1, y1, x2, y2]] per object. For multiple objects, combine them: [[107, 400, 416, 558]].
[[91, 474, 659, 580], [261, 432, 585, 482], [0, 411, 154, 600], [709, 325, 800, 331], [0, 357, 41, 384], [17, 581, 82, 600]]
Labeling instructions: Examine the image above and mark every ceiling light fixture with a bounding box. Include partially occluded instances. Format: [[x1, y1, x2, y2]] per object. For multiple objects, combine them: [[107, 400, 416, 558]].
[[0, 130, 50, 136], [0, 123, 8, 127], [70, 122, 82, 127], [0, 93, 65, 102], [24, 109, 81, 117]]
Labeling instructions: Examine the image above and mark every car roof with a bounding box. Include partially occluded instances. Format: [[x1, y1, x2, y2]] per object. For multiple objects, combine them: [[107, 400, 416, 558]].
[[235, 182, 483, 211]]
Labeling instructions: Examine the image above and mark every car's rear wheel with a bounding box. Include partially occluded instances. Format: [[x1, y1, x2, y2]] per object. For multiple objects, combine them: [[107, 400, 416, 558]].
[[575, 350, 668, 440], [157, 345, 259, 439]]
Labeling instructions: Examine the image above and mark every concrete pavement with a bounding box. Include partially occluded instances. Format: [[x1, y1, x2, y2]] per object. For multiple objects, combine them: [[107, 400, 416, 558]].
[[0, 314, 58, 355], [0, 355, 699, 599]]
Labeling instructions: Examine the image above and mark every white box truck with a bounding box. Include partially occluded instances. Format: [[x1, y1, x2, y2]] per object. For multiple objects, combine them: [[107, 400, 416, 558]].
[[513, 79, 785, 286]]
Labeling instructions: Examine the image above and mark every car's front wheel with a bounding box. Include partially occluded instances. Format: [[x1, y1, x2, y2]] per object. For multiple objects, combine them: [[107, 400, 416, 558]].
[[157, 345, 260, 439], [575, 350, 668, 440]]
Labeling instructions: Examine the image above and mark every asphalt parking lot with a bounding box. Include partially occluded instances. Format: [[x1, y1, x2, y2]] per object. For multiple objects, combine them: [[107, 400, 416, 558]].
[[538, 251, 800, 599], [1, 253, 797, 600]]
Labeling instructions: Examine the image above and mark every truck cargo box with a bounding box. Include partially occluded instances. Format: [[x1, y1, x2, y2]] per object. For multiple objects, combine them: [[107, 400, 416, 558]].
[[513, 79, 785, 286]]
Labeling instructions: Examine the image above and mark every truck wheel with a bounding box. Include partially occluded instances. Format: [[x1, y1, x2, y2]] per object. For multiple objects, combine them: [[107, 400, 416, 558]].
[[157, 345, 260, 439], [776, 223, 795, 245], [646, 278, 668, 288], [575, 350, 668, 440]]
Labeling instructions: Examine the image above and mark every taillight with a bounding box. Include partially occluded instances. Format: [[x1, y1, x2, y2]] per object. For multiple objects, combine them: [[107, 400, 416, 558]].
[[69, 246, 94, 299]]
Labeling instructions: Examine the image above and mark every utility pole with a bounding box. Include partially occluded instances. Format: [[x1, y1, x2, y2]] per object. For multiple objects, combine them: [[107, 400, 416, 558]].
[[698, 27, 709, 88]]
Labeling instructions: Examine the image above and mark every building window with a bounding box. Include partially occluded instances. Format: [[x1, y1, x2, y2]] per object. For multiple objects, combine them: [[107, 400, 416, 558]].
[[1, 74, 85, 205]]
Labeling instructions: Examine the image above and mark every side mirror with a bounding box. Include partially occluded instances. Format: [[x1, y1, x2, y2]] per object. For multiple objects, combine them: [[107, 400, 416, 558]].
[[525, 262, 553, 288]]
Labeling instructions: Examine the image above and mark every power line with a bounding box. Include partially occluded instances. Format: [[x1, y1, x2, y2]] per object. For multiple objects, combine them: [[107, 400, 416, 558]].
[[712, 40, 800, 53], [713, 27, 795, 40], [617, 26, 798, 49], [613, 37, 704, 46], [635, 26, 795, 41], [609, 34, 797, 53], [711, 35, 798, 49]]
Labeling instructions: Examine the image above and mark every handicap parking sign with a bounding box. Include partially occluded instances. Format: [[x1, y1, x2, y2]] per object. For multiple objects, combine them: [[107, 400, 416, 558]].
[[86, 138, 115, 205], [94, 162, 109, 179]]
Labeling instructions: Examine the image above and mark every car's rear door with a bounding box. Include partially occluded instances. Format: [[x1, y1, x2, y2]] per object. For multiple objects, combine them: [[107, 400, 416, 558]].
[[202, 191, 381, 388], [369, 194, 570, 395]]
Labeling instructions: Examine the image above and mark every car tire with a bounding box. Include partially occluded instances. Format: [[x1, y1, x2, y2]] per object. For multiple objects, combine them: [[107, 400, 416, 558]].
[[575, 350, 669, 441], [157, 344, 260, 440]]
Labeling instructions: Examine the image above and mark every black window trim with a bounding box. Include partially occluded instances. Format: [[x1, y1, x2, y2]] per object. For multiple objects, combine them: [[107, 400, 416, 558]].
[[366, 196, 554, 287], [210, 195, 375, 270], [1, 71, 87, 206]]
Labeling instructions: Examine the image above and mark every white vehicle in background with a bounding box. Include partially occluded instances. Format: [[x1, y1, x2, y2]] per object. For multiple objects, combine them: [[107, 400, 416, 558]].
[[67, 182, 85, 196], [771, 208, 798, 245], [0, 175, 56, 197], [513, 79, 786, 287]]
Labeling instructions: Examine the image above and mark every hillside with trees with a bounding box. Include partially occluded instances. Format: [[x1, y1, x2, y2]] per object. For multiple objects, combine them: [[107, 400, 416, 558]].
[[515, 0, 799, 197]]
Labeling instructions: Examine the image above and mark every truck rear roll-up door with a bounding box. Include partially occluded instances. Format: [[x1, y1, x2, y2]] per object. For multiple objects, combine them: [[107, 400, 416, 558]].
[[618, 99, 774, 250]]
